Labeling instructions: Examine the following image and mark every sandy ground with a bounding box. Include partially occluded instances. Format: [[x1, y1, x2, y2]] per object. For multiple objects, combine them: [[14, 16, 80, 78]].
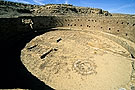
[[21, 30, 135, 90]]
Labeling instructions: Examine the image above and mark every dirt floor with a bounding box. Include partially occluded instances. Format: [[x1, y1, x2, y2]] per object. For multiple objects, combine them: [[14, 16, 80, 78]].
[[21, 30, 135, 90]]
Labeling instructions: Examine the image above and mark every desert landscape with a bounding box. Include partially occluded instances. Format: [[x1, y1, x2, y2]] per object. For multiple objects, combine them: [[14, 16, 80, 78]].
[[0, 1, 135, 90]]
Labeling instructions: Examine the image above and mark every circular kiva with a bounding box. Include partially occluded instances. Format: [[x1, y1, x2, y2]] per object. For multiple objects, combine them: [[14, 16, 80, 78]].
[[21, 30, 134, 90]]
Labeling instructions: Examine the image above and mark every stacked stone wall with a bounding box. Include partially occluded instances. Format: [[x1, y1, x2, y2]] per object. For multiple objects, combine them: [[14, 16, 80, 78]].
[[0, 16, 135, 43], [59, 16, 135, 43]]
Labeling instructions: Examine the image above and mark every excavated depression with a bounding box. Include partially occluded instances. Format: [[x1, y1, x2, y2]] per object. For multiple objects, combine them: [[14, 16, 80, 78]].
[[21, 30, 135, 90]]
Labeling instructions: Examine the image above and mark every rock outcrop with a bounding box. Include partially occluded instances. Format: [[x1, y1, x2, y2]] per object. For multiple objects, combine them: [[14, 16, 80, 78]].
[[0, 1, 37, 17], [0, 1, 111, 17], [33, 4, 111, 16]]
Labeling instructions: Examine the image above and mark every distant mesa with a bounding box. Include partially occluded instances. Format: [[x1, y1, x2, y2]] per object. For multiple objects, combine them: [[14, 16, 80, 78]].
[[34, 4, 111, 16], [0, 1, 111, 17]]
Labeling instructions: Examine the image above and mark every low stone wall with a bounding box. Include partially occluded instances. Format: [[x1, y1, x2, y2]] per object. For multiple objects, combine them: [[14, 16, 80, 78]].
[[59, 16, 135, 43], [0, 15, 135, 44]]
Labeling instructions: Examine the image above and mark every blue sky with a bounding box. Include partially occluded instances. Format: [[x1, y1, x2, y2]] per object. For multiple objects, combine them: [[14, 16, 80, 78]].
[[6, 0, 135, 14]]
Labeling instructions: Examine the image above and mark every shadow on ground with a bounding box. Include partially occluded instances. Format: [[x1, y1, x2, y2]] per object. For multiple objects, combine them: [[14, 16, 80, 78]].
[[0, 29, 54, 90]]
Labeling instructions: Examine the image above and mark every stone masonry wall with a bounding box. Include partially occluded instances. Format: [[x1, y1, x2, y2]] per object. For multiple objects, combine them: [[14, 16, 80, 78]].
[[58, 16, 135, 43], [0, 16, 135, 43]]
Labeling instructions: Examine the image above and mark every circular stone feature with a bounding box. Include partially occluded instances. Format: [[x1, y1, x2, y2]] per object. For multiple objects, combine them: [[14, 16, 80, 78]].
[[73, 59, 97, 75], [21, 30, 133, 90]]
